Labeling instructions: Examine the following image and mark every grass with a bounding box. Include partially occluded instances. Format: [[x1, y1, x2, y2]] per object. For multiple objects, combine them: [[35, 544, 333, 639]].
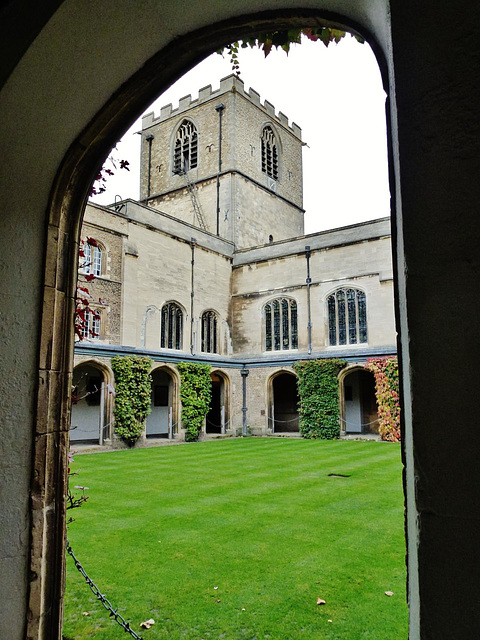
[[64, 438, 407, 640]]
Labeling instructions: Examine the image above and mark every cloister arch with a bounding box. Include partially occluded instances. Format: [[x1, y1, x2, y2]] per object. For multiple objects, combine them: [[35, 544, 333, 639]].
[[339, 364, 378, 436], [71, 359, 115, 444], [267, 369, 300, 433], [146, 364, 180, 439], [206, 370, 231, 434]]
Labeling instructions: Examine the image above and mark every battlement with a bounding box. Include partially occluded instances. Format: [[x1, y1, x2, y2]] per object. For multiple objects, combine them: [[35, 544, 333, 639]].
[[142, 74, 302, 139]]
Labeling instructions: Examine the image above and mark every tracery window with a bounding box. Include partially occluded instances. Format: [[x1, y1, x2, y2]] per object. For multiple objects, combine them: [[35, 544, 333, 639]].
[[161, 302, 183, 350], [173, 120, 198, 174], [81, 310, 101, 340], [201, 310, 218, 354], [264, 298, 298, 351], [83, 242, 102, 276], [261, 125, 278, 180], [327, 288, 367, 346]]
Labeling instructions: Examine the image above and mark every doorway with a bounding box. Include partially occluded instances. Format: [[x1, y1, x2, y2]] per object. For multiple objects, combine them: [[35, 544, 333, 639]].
[[343, 368, 378, 434], [271, 372, 299, 433]]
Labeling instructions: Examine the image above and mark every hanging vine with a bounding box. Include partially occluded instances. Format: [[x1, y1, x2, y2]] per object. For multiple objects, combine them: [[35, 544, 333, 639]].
[[294, 359, 346, 439], [112, 356, 152, 445], [177, 362, 212, 442], [365, 356, 400, 442]]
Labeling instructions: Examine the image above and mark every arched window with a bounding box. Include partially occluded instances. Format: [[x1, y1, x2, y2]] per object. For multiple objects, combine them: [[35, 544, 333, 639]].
[[81, 310, 101, 340], [264, 298, 298, 351], [327, 288, 367, 346], [83, 241, 102, 276], [161, 302, 183, 350], [173, 120, 198, 174], [201, 310, 218, 354], [261, 125, 278, 180]]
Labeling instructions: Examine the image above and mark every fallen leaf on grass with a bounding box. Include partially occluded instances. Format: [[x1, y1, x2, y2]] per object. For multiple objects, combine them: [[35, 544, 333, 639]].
[[140, 618, 155, 629], [316, 598, 326, 605], [385, 591, 394, 597], [215, 599, 221, 603], [82, 612, 90, 616], [328, 620, 333, 623]]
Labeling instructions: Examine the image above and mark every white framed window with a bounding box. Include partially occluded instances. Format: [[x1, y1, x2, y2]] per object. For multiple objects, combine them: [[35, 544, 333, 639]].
[[81, 310, 101, 340], [173, 120, 198, 174], [264, 298, 298, 351], [83, 242, 102, 276], [327, 288, 367, 346]]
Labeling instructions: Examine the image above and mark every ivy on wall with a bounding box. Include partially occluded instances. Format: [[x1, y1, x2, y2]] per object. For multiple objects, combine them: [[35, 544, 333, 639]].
[[111, 356, 152, 445], [294, 359, 347, 439], [366, 356, 401, 443], [177, 362, 212, 442]]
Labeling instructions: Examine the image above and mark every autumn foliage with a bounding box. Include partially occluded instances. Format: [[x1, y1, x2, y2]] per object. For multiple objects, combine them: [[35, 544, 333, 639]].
[[366, 356, 401, 442]]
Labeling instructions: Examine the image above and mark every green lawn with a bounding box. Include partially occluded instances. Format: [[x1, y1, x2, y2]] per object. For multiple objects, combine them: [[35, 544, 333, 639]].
[[64, 438, 407, 640]]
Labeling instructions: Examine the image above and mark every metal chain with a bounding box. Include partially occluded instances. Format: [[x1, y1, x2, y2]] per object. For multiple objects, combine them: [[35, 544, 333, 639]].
[[339, 416, 380, 428], [268, 415, 300, 424], [66, 541, 143, 640]]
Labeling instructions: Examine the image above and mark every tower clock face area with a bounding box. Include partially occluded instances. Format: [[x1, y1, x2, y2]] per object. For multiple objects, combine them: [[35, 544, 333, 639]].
[[140, 75, 304, 249]]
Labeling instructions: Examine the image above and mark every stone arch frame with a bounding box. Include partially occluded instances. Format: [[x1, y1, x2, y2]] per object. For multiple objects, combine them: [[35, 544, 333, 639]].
[[266, 367, 299, 433], [338, 363, 371, 436], [28, 9, 407, 639], [323, 283, 368, 347], [71, 358, 115, 442], [261, 294, 298, 352], [208, 368, 231, 432], [149, 363, 181, 437], [170, 116, 200, 175], [259, 120, 283, 181]]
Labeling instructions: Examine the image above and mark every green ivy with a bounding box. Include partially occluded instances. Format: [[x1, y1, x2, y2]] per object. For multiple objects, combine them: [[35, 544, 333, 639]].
[[294, 359, 347, 439], [366, 357, 400, 442], [111, 356, 152, 445], [177, 362, 211, 442]]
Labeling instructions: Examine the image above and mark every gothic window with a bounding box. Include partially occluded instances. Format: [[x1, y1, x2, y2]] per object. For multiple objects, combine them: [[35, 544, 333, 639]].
[[261, 126, 278, 180], [81, 310, 101, 340], [327, 288, 367, 346], [173, 120, 198, 174], [201, 310, 218, 354], [83, 242, 102, 276], [161, 302, 184, 350], [264, 298, 298, 351]]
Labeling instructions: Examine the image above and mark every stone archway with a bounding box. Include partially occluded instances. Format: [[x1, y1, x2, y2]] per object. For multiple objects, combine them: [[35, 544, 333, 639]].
[[206, 371, 229, 434], [270, 371, 299, 433], [342, 368, 378, 435], [71, 361, 114, 444]]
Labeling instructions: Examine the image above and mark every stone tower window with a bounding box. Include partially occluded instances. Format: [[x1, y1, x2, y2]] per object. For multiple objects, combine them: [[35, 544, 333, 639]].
[[201, 310, 218, 354], [173, 120, 198, 174], [264, 298, 298, 351], [81, 309, 101, 340], [261, 126, 278, 180], [161, 302, 183, 349], [327, 288, 367, 346]]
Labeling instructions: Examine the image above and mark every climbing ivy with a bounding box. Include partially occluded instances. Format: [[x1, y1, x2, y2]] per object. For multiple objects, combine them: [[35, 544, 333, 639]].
[[294, 359, 347, 439], [366, 356, 401, 442], [177, 362, 212, 442], [111, 356, 152, 445]]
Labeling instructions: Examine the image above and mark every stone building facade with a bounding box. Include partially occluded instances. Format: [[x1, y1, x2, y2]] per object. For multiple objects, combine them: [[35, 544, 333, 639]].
[[72, 75, 396, 446]]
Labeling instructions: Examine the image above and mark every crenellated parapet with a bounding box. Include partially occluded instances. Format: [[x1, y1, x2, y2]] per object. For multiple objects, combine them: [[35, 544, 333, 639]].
[[142, 74, 302, 139]]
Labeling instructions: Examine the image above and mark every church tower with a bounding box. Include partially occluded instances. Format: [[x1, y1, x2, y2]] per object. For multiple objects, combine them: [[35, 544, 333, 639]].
[[139, 75, 304, 249]]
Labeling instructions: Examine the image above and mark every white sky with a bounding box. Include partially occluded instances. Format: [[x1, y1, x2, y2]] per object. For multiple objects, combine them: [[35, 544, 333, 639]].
[[93, 36, 390, 234]]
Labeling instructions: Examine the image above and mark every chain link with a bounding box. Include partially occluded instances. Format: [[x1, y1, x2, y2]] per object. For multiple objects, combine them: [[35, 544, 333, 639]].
[[66, 541, 143, 640]]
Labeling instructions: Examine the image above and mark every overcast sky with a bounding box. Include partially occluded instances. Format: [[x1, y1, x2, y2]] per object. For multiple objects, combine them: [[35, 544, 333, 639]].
[[92, 35, 390, 234]]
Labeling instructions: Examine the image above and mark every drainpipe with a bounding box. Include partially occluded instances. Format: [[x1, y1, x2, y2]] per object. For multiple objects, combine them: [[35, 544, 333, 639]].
[[215, 103, 225, 236], [305, 245, 312, 355], [190, 238, 196, 354], [145, 134, 154, 199], [241, 365, 249, 435]]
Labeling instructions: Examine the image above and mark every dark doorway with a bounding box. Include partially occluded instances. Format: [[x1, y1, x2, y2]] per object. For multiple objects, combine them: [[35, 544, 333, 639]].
[[272, 373, 299, 432], [343, 369, 378, 434], [71, 364, 105, 443], [206, 373, 224, 434]]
